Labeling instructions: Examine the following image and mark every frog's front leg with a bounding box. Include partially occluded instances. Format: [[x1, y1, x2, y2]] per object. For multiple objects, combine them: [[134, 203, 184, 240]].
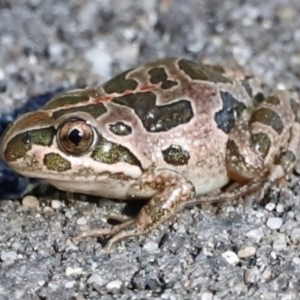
[[73, 170, 195, 251]]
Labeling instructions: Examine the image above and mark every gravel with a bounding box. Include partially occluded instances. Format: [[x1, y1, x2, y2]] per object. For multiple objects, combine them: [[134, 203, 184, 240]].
[[1, 0, 300, 299]]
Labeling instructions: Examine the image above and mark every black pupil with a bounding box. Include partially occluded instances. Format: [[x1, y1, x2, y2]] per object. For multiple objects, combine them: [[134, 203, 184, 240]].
[[68, 129, 83, 146]]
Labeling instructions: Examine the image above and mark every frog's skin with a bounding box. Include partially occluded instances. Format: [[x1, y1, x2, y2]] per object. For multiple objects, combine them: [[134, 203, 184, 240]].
[[1, 58, 300, 251]]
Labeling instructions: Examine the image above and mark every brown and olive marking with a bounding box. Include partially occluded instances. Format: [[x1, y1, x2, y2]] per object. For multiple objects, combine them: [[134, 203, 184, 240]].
[[178, 59, 231, 83], [250, 132, 271, 158], [109, 122, 132, 136], [52, 103, 107, 119], [148, 67, 178, 89], [215, 91, 246, 134], [43, 153, 71, 172], [3, 127, 56, 162], [43, 91, 94, 110], [275, 150, 296, 172], [103, 69, 138, 94], [290, 98, 300, 123], [250, 108, 284, 134], [58, 118, 95, 155], [162, 145, 190, 166], [265, 95, 280, 105], [91, 137, 141, 167], [112, 92, 194, 132]]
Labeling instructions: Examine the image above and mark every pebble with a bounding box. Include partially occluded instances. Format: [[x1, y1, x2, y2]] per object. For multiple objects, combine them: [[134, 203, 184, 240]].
[[246, 227, 264, 243], [106, 279, 123, 291], [273, 234, 287, 251], [143, 241, 159, 253], [244, 267, 259, 284], [77, 217, 87, 226], [276, 204, 285, 213], [1, 251, 17, 262], [280, 219, 298, 232], [201, 291, 213, 300], [222, 250, 239, 266], [65, 267, 84, 277], [292, 257, 300, 265], [87, 273, 107, 287], [238, 246, 256, 258], [65, 281, 76, 289], [266, 217, 283, 230], [262, 269, 272, 280], [265, 202, 276, 211], [290, 227, 300, 244], [22, 195, 39, 208], [51, 200, 62, 210]]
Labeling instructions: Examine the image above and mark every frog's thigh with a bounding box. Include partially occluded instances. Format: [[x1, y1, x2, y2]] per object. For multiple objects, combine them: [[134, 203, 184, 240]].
[[269, 122, 300, 182]]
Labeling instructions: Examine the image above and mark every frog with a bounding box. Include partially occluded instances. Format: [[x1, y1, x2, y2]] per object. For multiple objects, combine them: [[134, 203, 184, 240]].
[[1, 57, 300, 251]]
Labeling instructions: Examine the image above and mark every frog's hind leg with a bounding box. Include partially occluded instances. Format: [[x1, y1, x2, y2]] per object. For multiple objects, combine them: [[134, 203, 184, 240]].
[[73, 170, 195, 252]]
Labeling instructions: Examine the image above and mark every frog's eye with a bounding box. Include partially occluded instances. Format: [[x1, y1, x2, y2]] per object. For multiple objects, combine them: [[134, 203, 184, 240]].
[[57, 118, 97, 155]]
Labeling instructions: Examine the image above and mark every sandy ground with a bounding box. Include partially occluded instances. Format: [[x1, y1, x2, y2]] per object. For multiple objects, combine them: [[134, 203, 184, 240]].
[[1, 1, 300, 299]]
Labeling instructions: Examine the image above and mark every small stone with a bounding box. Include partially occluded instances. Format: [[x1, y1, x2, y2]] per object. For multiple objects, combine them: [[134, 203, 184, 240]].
[[222, 250, 239, 266], [262, 269, 272, 280], [87, 273, 106, 287], [270, 251, 277, 259], [1, 251, 17, 262], [273, 234, 287, 251], [265, 202, 276, 211], [238, 246, 256, 258], [290, 228, 300, 245], [276, 204, 284, 213], [65, 267, 84, 276], [143, 242, 159, 253], [201, 291, 213, 300], [65, 281, 76, 289], [77, 217, 87, 226], [51, 200, 62, 210], [246, 227, 264, 243], [280, 219, 298, 232], [22, 195, 39, 208], [106, 279, 123, 291], [244, 267, 260, 284], [266, 217, 283, 230], [292, 257, 300, 265]]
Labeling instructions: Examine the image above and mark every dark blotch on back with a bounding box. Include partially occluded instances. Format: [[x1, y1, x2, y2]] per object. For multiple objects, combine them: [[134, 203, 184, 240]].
[[275, 150, 296, 172], [250, 107, 284, 134], [109, 122, 132, 136], [178, 59, 231, 83], [148, 67, 178, 89], [215, 91, 246, 134], [162, 145, 190, 166], [290, 98, 300, 123], [52, 104, 107, 119], [103, 69, 138, 94], [113, 92, 194, 132]]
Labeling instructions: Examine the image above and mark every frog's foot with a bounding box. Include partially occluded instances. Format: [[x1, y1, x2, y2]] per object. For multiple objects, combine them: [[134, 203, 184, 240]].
[[73, 170, 195, 252]]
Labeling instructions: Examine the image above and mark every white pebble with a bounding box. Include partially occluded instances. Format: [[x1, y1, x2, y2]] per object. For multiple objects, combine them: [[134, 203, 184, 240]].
[[51, 200, 62, 210], [22, 195, 39, 208], [1, 251, 17, 262], [265, 202, 276, 211], [87, 273, 107, 287], [276, 204, 284, 213], [65, 281, 76, 289], [201, 291, 213, 300], [238, 246, 256, 258], [77, 217, 87, 226], [143, 242, 159, 253], [222, 250, 240, 266], [65, 267, 84, 276], [106, 279, 123, 290], [266, 217, 283, 230], [246, 227, 264, 243], [293, 257, 300, 265]]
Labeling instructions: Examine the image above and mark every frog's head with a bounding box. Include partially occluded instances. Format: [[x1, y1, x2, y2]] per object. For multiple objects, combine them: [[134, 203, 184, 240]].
[[0, 90, 142, 194]]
